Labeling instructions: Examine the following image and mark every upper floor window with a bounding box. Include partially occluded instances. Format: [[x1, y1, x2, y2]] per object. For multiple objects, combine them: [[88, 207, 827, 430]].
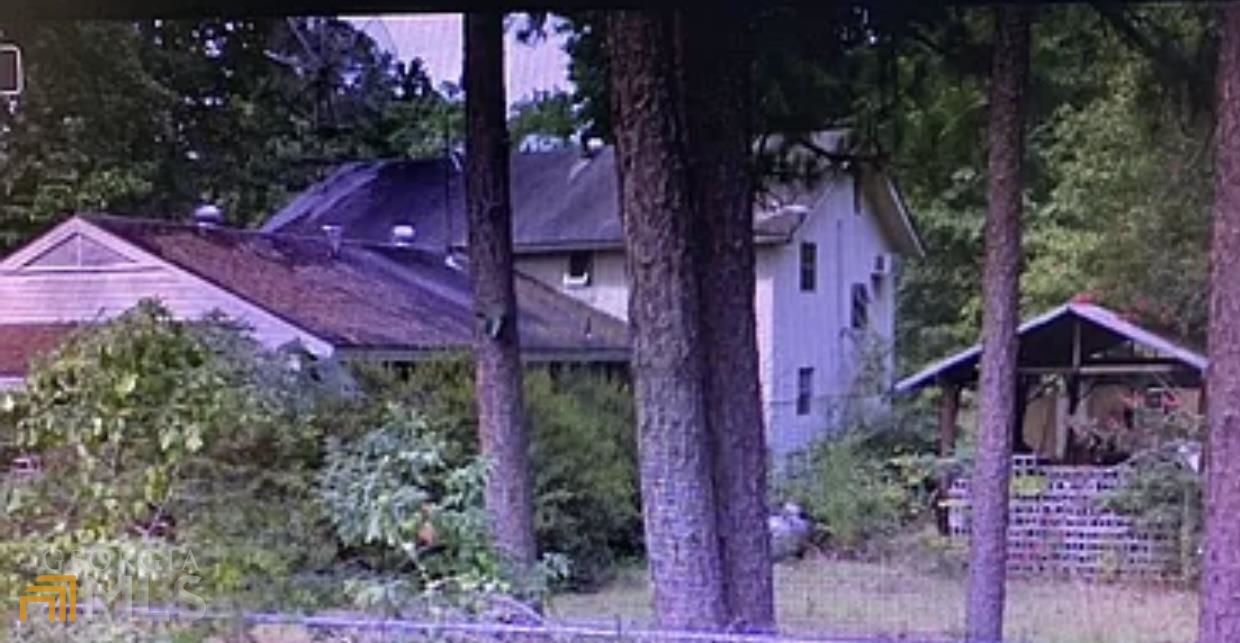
[[564, 251, 593, 287], [850, 283, 870, 330], [799, 242, 817, 292], [796, 367, 814, 416]]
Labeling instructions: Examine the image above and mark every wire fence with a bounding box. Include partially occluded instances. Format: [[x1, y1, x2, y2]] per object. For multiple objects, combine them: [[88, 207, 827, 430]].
[[9, 604, 980, 643]]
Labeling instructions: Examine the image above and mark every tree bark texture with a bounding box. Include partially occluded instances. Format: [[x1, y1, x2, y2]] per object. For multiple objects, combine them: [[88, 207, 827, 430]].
[[676, 8, 775, 631], [606, 10, 728, 630], [965, 6, 1030, 643], [464, 11, 538, 576], [1198, 4, 1240, 642]]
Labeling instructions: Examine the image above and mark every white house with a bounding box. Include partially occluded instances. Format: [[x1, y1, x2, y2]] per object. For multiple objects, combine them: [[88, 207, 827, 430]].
[[264, 131, 924, 457], [0, 214, 628, 390]]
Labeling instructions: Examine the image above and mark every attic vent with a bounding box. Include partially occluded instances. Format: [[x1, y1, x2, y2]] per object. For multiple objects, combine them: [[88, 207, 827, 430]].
[[192, 203, 225, 227], [391, 224, 417, 247]]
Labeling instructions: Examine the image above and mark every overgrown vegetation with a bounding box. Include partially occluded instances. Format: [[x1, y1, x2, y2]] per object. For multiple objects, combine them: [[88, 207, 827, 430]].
[[354, 357, 642, 590], [1103, 400, 1206, 580], [0, 301, 640, 635], [778, 400, 941, 557]]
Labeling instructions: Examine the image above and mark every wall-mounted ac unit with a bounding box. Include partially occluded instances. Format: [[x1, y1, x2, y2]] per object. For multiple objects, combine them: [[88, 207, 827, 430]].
[[563, 272, 591, 288], [872, 253, 895, 277]]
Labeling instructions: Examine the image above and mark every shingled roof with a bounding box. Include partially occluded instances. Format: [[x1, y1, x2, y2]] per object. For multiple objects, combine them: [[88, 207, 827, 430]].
[[264, 149, 624, 253], [84, 215, 629, 361], [264, 143, 924, 256]]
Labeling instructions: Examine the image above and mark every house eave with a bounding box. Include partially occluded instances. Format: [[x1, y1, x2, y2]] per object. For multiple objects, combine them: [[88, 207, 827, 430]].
[[335, 345, 630, 364]]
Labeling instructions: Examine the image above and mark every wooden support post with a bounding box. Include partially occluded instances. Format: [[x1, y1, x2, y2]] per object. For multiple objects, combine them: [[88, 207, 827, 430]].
[[936, 383, 962, 536], [940, 384, 962, 458], [1013, 376, 1032, 454]]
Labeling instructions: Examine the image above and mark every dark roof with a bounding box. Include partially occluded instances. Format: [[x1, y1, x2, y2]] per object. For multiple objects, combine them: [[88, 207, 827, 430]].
[[264, 149, 625, 253], [0, 324, 79, 377], [264, 143, 924, 255], [83, 215, 628, 361], [896, 302, 1207, 393]]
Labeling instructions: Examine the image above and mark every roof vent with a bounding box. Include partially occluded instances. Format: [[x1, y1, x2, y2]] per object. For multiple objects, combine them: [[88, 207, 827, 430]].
[[192, 203, 224, 227], [321, 224, 343, 257], [391, 224, 417, 247]]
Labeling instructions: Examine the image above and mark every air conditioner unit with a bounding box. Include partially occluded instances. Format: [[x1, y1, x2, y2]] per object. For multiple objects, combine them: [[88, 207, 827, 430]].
[[872, 253, 895, 277], [563, 273, 591, 288]]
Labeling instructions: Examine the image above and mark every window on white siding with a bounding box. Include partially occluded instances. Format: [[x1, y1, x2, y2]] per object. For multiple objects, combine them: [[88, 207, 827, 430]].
[[564, 251, 593, 287], [799, 243, 817, 292], [850, 283, 870, 330], [796, 367, 814, 416]]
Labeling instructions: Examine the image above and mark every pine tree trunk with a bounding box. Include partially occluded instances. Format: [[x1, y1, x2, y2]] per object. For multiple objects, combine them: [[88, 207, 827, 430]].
[[606, 10, 728, 631], [676, 8, 775, 631], [965, 6, 1030, 642], [1198, 4, 1240, 641], [464, 11, 538, 579]]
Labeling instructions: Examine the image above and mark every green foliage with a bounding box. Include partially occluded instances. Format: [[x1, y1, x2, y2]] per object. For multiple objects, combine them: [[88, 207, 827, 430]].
[[524, 369, 641, 588], [779, 406, 939, 555], [510, 91, 578, 145], [0, 300, 345, 609], [1102, 407, 1205, 581], [353, 357, 640, 589], [316, 404, 501, 594], [0, 18, 457, 245]]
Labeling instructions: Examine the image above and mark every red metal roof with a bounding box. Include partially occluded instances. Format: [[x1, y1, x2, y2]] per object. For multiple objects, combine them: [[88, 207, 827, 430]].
[[0, 323, 78, 377]]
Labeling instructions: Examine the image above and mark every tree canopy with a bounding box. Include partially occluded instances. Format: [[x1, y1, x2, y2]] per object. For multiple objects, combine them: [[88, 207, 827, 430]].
[[0, 18, 457, 247]]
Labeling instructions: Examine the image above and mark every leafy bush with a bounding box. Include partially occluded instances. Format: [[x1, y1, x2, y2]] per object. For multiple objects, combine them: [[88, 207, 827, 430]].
[[779, 403, 939, 555], [0, 300, 343, 607], [351, 357, 641, 589], [525, 369, 641, 588], [316, 404, 499, 593], [1104, 446, 1204, 580]]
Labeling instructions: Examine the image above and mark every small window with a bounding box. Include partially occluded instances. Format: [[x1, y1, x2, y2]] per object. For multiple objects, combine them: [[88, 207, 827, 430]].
[[564, 251, 593, 287], [796, 368, 814, 416], [799, 243, 817, 292], [850, 283, 870, 330]]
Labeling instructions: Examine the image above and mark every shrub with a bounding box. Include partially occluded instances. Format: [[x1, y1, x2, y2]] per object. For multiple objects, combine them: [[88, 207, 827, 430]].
[[316, 404, 499, 593], [779, 402, 939, 556], [351, 358, 641, 589], [0, 300, 343, 607], [1104, 446, 1203, 580]]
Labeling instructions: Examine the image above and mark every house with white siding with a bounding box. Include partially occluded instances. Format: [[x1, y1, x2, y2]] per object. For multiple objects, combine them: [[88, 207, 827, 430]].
[[264, 130, 924, 457], [0, 214, 628, 390]]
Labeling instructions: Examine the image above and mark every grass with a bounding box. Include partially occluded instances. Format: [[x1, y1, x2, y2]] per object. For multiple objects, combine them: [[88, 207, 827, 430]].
[[549, 556, 1199, 643]]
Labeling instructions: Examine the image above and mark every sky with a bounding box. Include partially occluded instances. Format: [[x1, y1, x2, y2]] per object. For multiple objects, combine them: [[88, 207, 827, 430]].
[[344, 13, 574, 108]]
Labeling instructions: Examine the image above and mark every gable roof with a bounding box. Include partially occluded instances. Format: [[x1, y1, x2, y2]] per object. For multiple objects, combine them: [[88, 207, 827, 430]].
[[263, 143, 924, 256], [895, 302, 1207, 394], [54, 215, 630, 361]]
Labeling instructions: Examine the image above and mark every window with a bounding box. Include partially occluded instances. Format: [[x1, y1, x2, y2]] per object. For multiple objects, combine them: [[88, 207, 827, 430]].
[[796, 368, 814, 416], [850, 283, 870, 330], [799, 242, 817, 292], [564, 251, 593, 287]]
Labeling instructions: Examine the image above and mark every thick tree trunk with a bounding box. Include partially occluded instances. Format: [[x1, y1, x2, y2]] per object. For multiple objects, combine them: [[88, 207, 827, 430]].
[[464, 11, 538, 578], [676, 8, 775, 631], [606, 10, 728, 631], [965, 6, 1030, 642], [1198, 5, 1240, 642]]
